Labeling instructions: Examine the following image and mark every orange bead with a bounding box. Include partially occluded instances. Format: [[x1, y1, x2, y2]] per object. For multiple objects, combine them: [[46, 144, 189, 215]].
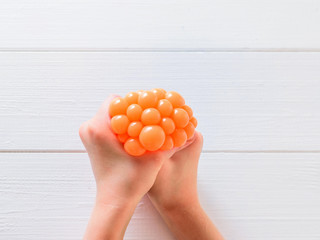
[[124, 138, 146, 156], [109, 97, 128, 117], [138, 90, 158, 109], [160, 117, 175, 135], [127, 121, 143, 137], [125, 92, 139, 105], [157, 99, 173, 117], [139, 125, 165, 151], [165, 91, 185, 108], [117, 133, 129, 143], [151, 88, 166, 100], [184, 122, 195, 140], [189, 117, 198, 128], [181, 105, 193, 118], [141, 108, 161, 125], [127, 104, 143, 121], [171, 108, 189, 128], [137, 90, 145, 95], [160, 135, 174, 150], [110, 115, 129, 134], [171, 129, 187, 147]]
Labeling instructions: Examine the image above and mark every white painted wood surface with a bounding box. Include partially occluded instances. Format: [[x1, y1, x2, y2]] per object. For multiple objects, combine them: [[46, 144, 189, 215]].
[[1, 153, 319, 239], [1, 0, 320, 239], [1, 0, 320, 49], [1, 52, 320, 151]]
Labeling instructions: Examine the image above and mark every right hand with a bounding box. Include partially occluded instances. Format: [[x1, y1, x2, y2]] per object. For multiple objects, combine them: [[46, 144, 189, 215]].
[[148, 131, 204, 210]]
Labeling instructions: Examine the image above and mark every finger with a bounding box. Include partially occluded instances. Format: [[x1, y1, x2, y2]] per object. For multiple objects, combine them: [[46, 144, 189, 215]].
[[170, 131, 203, 159], [88, 94, 121, 136], [98, 94, 121, 117], [184, 131, 203, 152], [164, 131, 198, 158], [93, 94, 121, 122]]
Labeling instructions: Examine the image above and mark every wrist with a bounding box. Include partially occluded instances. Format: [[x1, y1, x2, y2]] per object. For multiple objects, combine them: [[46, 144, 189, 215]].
[[94, 196, 139, 221], [149, 192, 200, 216], [95, 177, 145, 207], [149, 196, 224, 240], [84, 189, 141, 240], [96, 184, 142, 209]]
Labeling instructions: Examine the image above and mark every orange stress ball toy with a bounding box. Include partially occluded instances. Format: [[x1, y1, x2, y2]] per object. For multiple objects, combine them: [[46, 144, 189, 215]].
[[109, 89, 197, 156]]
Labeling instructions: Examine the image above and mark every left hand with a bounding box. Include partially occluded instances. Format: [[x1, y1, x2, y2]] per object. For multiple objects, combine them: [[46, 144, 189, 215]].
[[79, 95, 176, 205], [80, 95, 182, 239]]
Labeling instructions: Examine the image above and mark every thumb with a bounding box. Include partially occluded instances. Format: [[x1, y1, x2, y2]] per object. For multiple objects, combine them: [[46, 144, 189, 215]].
[[165, 131, 203, 158], [94, 94, 121, 122], [170, 131, 203, 159]]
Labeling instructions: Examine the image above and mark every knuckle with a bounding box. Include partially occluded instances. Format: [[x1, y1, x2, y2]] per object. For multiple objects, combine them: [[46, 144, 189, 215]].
[[78, 121, 89, 140], [79, 120, 102, 142], [87, 122, 104, 142]]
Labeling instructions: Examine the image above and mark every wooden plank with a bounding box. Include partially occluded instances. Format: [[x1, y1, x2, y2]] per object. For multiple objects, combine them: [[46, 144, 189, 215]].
[[0, 152, 319, 239], [0, 0, 320, 49], [1, 52, 320, 150]]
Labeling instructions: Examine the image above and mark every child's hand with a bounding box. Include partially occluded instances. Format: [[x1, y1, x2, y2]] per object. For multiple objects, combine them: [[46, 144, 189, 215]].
[[80, 95, 174, 202], [148, 132, 224, 240], [148, 131, 203, 211], [79, 95, 176, 239]]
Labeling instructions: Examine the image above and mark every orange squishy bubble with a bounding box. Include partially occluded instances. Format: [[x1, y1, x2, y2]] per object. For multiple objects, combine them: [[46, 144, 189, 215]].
[[160, 135, 174, 150], [139, 125, 165, 151], [127, 104, 143, 121], [125, 92, 139, 105], [184, 122, 195, 140], [117, 133, 129, 143], [189, 117, 198, 128], [124, 138, 146, 156], [172, 108, 189, 128], [128, 121, 143, 137], [109, 89, 197, 156], [157, 99, 173, 117], [171, 128, 187, 147], [137, 90, 145, 95], [141, 108, 161, 125], [138, 90, 158, 109], [160, 117, 175, 135], [109, 97, 128, 117], [165, 91, 185, 108], [181, 105, 193, 118], [151, 88, 166, 100], [110, 115, 129, 134]]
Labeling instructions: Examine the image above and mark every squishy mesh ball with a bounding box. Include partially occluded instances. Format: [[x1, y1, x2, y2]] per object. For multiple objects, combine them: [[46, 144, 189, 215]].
[[109, 88, 197, 156]]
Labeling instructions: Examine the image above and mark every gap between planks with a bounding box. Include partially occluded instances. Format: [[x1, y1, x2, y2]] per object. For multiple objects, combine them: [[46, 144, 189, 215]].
[[1, 48, 320, 53], [1, 150, 320, 153]]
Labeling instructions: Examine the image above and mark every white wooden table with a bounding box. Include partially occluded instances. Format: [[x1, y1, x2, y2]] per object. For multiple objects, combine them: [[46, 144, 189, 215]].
[[1, 1, 320, 239]]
